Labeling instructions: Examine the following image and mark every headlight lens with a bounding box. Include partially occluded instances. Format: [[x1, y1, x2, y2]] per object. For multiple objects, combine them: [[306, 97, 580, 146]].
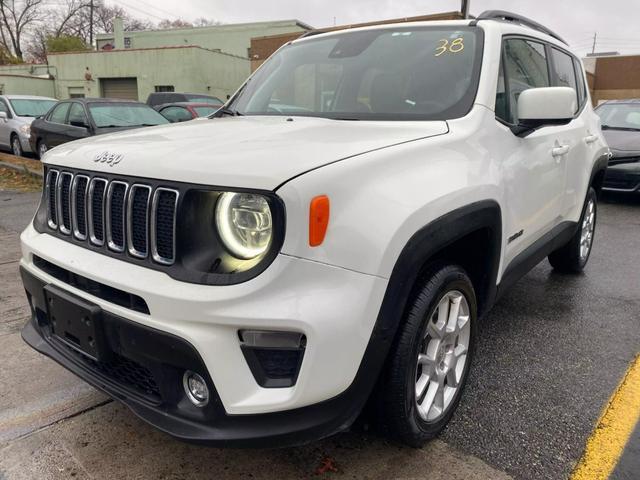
[[215, 192, 273, 259]]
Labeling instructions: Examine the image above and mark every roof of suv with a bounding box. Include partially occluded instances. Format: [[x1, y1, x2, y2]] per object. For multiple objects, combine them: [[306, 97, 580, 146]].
[[63, 97, 145, 105]]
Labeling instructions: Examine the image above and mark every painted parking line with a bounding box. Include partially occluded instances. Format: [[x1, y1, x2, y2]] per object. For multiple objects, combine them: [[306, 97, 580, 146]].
[[570, 354, 640, 480]]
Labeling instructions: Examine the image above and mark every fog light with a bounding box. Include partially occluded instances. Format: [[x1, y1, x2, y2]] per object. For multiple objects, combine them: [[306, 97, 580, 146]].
[[183, 371, 209, 407]]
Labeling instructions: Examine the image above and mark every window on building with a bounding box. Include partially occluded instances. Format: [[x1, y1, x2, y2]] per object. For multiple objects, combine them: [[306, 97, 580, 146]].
[[49, 102, 71, 123], [155, 85, 175, 92], [551, 48, 579, 113], [499, 39, 550, 124], [124, 37, 131, 48]]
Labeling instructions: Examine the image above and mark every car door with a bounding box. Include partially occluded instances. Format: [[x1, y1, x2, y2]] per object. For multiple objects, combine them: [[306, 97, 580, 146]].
[[65, 102, 92, 142], [44, 102, 72, 147], [548, 49, 593, 218], [0, 99, 11, 147], [495, 38, 569, 267]]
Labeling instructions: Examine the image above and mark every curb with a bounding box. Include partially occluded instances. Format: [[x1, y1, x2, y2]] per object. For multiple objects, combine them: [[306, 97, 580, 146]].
[[0, 161, 43, 178]]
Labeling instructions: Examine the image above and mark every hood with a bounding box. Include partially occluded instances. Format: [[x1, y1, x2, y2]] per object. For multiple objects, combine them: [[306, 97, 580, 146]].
[[43, 116, 448, 190], [602, 129, 640, 156]]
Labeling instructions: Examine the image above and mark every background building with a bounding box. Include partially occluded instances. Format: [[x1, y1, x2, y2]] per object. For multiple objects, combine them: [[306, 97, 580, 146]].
[[584, 54, 640, 104], [0, 19, 310, 102]]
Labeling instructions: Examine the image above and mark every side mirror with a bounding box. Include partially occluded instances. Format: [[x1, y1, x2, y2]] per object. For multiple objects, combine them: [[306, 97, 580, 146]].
[[514, 87, 576, 137], [70, 120, 89, 130], [0, 111, 7, 122]]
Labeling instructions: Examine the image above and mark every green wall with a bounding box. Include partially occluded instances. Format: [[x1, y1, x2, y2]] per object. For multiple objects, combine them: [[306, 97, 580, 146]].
[[0, 74, 55, 97], [48, 46, 250, 101], [96, 20, 308, 58]]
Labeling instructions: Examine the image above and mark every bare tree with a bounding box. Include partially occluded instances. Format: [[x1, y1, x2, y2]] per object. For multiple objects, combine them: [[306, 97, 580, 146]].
[[0, 0, 44, 60]]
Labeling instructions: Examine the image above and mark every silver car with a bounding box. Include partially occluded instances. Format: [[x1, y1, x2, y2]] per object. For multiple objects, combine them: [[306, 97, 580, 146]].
[[0, 95, 57, 157]]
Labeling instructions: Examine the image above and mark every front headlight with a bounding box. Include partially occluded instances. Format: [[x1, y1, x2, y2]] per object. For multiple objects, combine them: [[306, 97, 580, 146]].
[[19, 124, 30, 136], [215, 192, 273, 259]]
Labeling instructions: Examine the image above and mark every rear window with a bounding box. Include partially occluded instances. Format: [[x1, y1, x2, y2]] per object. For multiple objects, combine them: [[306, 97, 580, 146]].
[[194, 106, 219, 117], [186, 95, 223, 105], [89, 103, 169, 128]]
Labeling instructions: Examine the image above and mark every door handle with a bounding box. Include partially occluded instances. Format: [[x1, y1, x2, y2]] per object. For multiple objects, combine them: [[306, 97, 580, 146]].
[[551, 144, 570, 157], [584, 134, 598, 144]]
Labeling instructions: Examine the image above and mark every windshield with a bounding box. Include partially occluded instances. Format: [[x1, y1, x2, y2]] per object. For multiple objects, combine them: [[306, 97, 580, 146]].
[[596, 103, 640, 130], [194, 106, 219, 117], [89, 103, 169, 128], [230, 26, 481, 121], [186, 95, 222, 104], [10, 99, 57, 117]]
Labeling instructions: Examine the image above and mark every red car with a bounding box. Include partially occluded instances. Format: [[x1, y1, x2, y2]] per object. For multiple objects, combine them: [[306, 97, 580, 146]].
[[155, 102, 222, 123]]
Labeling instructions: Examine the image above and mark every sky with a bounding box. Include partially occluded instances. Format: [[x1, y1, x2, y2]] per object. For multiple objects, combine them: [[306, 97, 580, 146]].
[[105, 0, 640, 57]]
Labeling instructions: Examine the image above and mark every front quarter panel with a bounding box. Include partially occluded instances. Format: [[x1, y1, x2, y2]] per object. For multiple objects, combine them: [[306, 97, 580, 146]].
[[277, 106, 503, 280]]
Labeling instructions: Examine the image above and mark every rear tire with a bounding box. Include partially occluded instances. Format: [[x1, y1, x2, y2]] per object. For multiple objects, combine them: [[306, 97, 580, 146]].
[[548, 187, 597, 273], [380, 264, 477, 447], [10, 134, 22, 157]]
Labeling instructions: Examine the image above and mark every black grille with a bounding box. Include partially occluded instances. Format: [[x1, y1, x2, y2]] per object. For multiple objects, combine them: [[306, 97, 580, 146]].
[[130, 186, 150, 256], [60, 342, 160, 400], [60, 174, 72, 232], [33, 255, 150, 314], [45, 170, 179, 267], [108, 183, 127, 250], [91, 180, 106, 243], [74, 177, 88, 237], [47, 171, 58, 226], [154, 190, 177, 262]]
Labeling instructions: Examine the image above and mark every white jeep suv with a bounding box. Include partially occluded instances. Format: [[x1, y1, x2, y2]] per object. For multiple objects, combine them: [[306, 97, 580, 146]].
[[20, 11, 609, 447]]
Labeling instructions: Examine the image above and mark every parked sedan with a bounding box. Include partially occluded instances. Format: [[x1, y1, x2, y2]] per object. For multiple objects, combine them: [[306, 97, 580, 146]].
[[30, 98, 169, 159], [595, 99, 640, 193], [146, 92, 223, 107], [0, 95, 57, 156], [156, 102, 221, 122]]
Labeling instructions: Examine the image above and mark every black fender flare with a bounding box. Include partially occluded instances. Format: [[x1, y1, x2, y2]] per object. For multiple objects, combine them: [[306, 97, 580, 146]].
[[589, 152, 610, 194], [330, 200, 502, 428]]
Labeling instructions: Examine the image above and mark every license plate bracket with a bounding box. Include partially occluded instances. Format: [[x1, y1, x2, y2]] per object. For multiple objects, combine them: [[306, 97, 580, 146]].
[[44, 284, 108, 362]]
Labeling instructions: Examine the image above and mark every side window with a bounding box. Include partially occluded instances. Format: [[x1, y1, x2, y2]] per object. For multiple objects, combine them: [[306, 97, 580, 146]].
[[550, 48, 578, 113], [67, 103, 88, 126], [501, 39, 550, 124], [160, 106, 192, 123], [495, 57, 509, 122], [573, 57, 587, 109], [49, 103, 70, 123]]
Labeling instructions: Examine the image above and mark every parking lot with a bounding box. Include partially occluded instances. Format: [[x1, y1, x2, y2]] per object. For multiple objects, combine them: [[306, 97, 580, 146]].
[[0, 185, 638, 480]]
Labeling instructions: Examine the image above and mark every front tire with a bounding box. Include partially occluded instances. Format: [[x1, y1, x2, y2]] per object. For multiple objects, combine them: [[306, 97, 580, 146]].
[[11, 134, 23, 157], [548, 187, 597, 273], [380, 264, 477, 447], [36, 140, 48, 160]]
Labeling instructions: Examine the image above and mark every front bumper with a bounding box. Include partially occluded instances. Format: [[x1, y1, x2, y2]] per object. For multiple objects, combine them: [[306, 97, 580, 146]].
[[602, 162, 640, 193], [19, 224, 389, 446], [19, 134, 33, 153]]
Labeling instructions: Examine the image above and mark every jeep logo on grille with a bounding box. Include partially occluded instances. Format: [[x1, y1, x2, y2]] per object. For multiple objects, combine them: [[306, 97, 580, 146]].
[[94, 151, 124, 167]]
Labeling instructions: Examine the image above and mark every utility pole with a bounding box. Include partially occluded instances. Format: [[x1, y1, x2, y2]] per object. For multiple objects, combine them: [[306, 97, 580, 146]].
[[591, 32, 597, 55], [461, 0, 470, 19], [89, 0, 94, 49]]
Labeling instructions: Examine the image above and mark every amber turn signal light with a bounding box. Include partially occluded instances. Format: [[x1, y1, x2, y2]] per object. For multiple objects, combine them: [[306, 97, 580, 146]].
[[309, 195, 330, 247]]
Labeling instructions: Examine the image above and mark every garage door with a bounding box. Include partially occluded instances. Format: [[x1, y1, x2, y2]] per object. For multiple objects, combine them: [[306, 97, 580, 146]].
[[101, 78, 138, 101]]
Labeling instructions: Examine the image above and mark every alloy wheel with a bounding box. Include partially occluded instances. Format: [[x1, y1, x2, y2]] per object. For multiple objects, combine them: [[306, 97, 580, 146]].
[[415, 290, 471, 422], [12, 137, 22, 157], [580, 198, 596, 261]]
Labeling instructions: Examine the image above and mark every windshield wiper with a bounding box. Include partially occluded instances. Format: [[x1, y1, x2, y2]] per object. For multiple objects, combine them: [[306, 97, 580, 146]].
[[215, 106, 243, 117], [602, 124, 640, 132]]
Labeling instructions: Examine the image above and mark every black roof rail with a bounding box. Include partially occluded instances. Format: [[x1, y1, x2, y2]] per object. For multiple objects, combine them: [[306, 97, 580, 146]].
[[472, 10, 568, 46]]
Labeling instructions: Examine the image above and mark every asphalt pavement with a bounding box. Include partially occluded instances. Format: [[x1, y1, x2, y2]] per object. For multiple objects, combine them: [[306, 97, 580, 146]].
[[0, 189, 638, 480]]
